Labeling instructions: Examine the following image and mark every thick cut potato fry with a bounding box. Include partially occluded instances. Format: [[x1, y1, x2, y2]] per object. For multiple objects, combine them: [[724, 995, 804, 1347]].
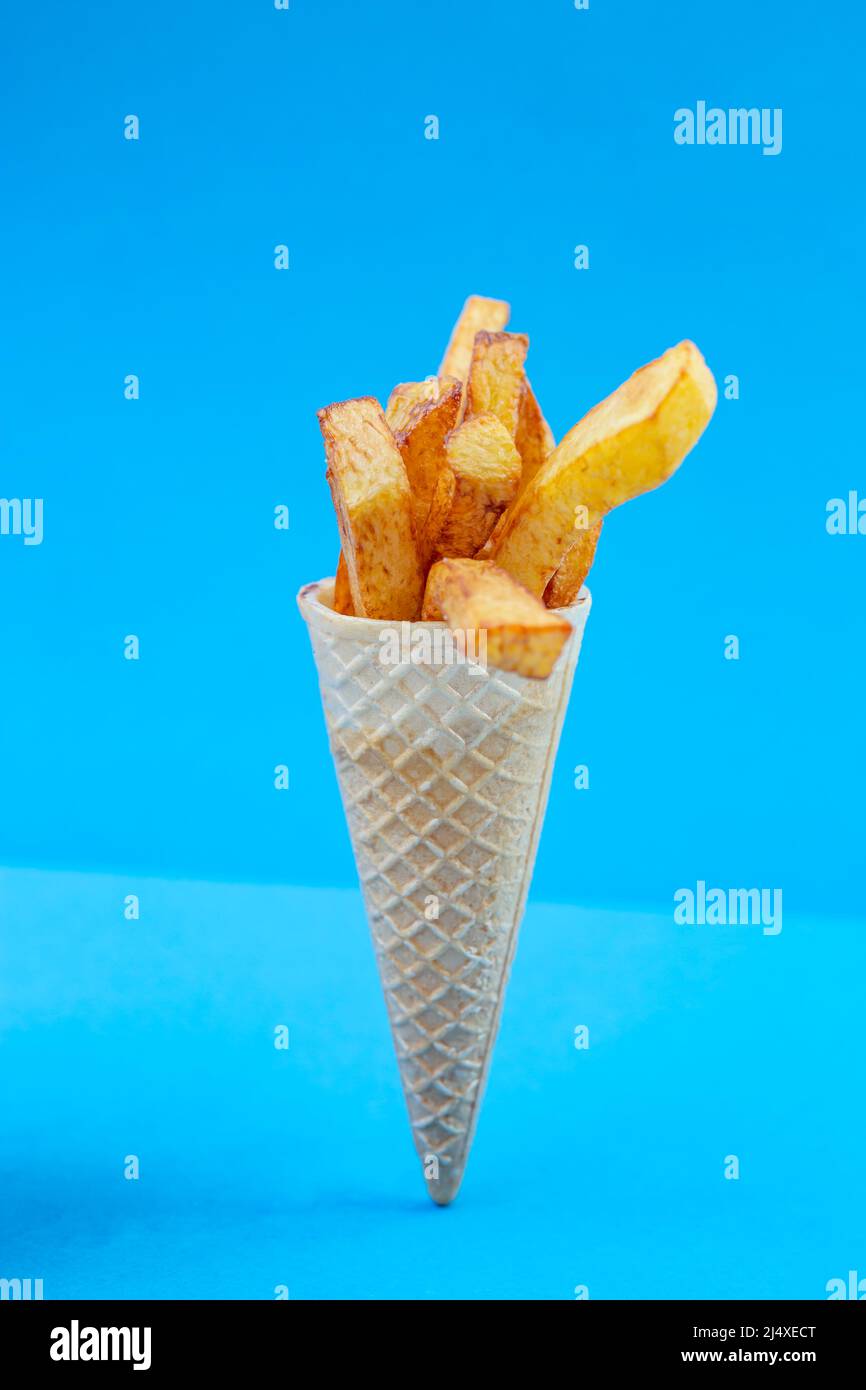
[[422, 558, 572, 679], [336, 376, 460, 604], [428, 413, 521, 560], [473, 378, 550, 560], [394, 379, 462, 526], [474, 509, 506, 560], [439, 295, 510, 382], [386, 374, 459, 436], [515, 379, 555, 494], [543, 518, 603, 608], [333, 550, 354, 615], [465, 331, 528, 438], [319, 396, 425, 621], [490, 341, 717, 594], [385, 378, 440, 435], [421, 465, 456, 567]]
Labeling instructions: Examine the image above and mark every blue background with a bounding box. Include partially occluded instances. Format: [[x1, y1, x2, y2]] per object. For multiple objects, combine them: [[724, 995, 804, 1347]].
[[1, 0, 863, 1299]]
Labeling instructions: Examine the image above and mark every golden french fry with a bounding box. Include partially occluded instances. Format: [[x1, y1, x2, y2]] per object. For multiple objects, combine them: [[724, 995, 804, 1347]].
[[471, 375, 547, 560], [386, 377, 442, 435], [333, 550, 354, 615], [474, 510, 506, 559], [515, 379, 555, 494], [439, 295, 510, 382], [421, 465, 457, 567], [428, 414, 521, 560], [422, 558, 572, 679], [465, 331, 528, 438], [319, 396, 425, 620], [490, 341, 717, 595], [395, 379, 462, 526], [543, 519, 603, 608]]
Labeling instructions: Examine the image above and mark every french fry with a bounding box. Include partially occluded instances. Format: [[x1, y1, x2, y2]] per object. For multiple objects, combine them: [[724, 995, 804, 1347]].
[[394, 379, 462, 526], [386, 376, 458, 435], [428, 413, 521, 560], [422, 558, 572, 679], [421, 466, 456, 567], [439, 294, 510, 382], [465, 331, 528, 438], [333, 550, 354, 615], [490, 341, 717, 595], [543, 519, 603, 608], [319, 396, 425, 621], [473, 379, 550, 560], [474, 509, 506, 560], [515, 379, 555, 494]]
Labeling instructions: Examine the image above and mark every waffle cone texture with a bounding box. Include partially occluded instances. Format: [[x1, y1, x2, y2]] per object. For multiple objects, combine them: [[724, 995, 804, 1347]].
[[299, 579, 591, 1203]]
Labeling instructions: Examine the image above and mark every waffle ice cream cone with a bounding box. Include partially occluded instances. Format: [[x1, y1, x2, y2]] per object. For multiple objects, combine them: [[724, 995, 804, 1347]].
[[299, 579, 591, 1204]]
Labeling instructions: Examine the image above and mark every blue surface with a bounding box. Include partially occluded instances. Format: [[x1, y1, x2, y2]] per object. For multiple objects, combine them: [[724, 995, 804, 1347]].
[[1, 870, 863, 1300], [1, 1, 864, 1299]]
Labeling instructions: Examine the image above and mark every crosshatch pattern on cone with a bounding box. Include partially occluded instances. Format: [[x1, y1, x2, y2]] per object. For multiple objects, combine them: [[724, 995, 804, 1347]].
[[300, 581, 591, 1202]]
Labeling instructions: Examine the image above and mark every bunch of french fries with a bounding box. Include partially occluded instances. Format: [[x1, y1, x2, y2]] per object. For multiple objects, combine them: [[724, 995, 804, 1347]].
[[319, 295, 717, 678]]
